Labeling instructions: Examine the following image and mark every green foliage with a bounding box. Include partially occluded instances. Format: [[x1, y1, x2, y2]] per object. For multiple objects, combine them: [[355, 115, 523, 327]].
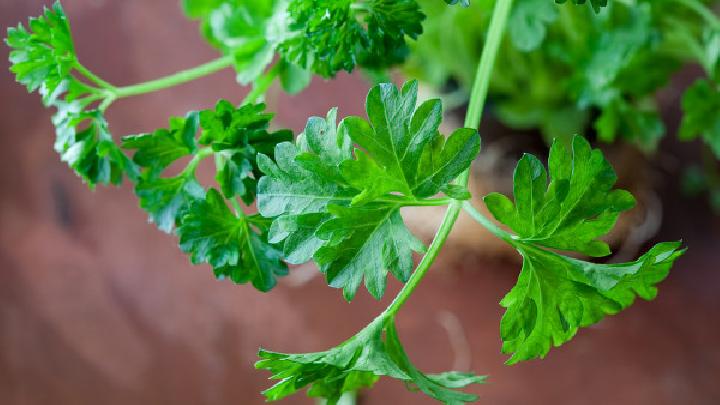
[[182, 0, 291, 87], [121, 101, 293, 290], [280, 0, 425, 77], [555, 0, 607, 13], [199, 100, 293, 203], [183, 0, 428, 84], [485, 136, 636, 257], [178, 189, 288, 291], [122, 113, 204, 232], [407, 0, 704, 148], [7, 2, 689, 404], [500, 240, 683, 364], [484, 136, 685, 363], [54, 105, 137, 186], [445, 0, 470, 5], [6, 1, 138, 186], [6, 1, 75, 96], [509, 0, 558, 52], [257, 319, 485, 404], [258, 81, 479, 300], [680, 79, 720, 158], [122, 113, 199, 174]]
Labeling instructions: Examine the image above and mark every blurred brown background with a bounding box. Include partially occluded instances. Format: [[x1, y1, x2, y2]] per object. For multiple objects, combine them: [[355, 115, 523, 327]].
[[1, 1, 719, 404]]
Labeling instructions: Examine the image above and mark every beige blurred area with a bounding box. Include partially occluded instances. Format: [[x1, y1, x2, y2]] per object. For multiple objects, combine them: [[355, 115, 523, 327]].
[[1, 1, 719, 404]]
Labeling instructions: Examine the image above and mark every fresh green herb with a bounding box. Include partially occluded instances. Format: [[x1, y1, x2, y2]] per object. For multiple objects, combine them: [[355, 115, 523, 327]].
[[258, 81, 479, 300], [481, 136, 685, 363], [7, 0, 688, 404], [257, 318, 485, 404], [680, 79, 720, 158]]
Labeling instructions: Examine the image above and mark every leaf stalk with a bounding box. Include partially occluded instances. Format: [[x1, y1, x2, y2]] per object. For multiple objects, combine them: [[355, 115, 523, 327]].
[[376, 0, 515, 323]]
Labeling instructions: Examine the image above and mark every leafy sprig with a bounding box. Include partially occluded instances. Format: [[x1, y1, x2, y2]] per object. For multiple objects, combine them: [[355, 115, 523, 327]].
[[121, 101, 293, 290], [6, 2, 137, 186], [480, 136, 685, 363], [258, 81, 480, 300], [257, 318, 485, 404], [6, 1, 687, 404]]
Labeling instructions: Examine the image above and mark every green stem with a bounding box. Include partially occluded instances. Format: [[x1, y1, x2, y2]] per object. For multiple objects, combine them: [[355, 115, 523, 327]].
[[231, 198, 246, 218], [242, 64, 281, 105], [213, 153, 249, 218], [182, 147, 214, 176], [461, 201, 513, 242], [463, 0, 513, 130], [73, 61, 114, 90], [114, 55, 234, 98], [376, 195, 455, 207], [379, 0, 514, 322], [383, 201, 463, 320], [676, 0, 720, 29]]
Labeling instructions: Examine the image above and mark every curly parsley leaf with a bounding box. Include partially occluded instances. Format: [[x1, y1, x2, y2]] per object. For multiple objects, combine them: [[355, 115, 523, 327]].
[[199, 100, 293, 204], [7, 1, 139, 187], [484, 135, 685, 364], [258, 81, 478, 300], [485, 136, 636, 257], [280, 0, 425, 77], [256, 319, 485, 404], [509, 0, 558, 52], [183, 0, 274, 82], [134, 175, 206, 233], [178, 189, 288, 291], [54, 104, 137, 186], [342, 81, 480, 201], [680, 79, 720, 159], [500, 241, 683, 364], [122, 113, 205, 232], [6, 1, 75, 97], [122, 112, 199, 174]]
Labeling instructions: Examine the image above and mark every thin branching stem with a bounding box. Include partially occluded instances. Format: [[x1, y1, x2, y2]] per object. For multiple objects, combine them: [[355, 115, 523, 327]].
[[378, 0, 515, 323]]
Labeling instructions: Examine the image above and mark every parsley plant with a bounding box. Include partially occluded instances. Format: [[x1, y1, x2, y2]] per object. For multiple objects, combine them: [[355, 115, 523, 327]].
[[6, 1, 687, 403]]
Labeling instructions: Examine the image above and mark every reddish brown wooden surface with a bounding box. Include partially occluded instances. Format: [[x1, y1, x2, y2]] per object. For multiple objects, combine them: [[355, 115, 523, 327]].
[[1, 1, 719, 404]]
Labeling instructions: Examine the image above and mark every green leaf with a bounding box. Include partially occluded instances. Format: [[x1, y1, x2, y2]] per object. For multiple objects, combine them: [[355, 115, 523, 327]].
[[595, 98, 665, 152], [199, 100, 293, 203], [258, 82, 476, 300], [6, 1, 76, 97], [279, 0, 425, 77], [257, 138, 423, 300], [500, 241, 684, 364], [554, 0, 607, 13], [7, 2, 139, 187], [256, 319, 485, 404], [178, 189, 288, 292], [277, 58, 313, 94], [122, 113, 207, 232], [135, 174, 206, 233], [485, 136, 635, 257], [343, 81, 480, 199], [571, 4, 654, 108], [314, 204, 425, 300], [509, 0, 558, 52], [680, 79, 720, 159], [444, 0, 470, 6], [53, 104, 137, 187], [183, 0, 279, 85], [181, 0, 223, 18], [122, 112, 199, 173], [699, 28, 720, 82], [414, 128, 482, 198], [484, 135, 685, 363]]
